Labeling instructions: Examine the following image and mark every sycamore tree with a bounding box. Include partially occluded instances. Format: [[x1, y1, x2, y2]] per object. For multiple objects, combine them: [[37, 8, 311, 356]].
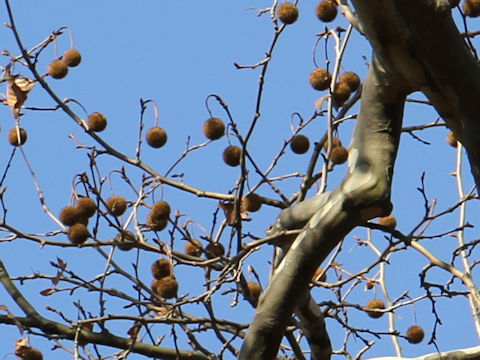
[[1, 1, 480, 359]]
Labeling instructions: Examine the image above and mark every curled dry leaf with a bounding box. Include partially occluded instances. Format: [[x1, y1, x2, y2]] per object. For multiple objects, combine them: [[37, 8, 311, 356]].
[[219, 201, 250, 225], [15, 337, 29, 357], [6, 76, 35, 118]]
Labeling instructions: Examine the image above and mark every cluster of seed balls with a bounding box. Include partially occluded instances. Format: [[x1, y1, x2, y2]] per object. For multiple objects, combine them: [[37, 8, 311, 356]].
[[150, 258, 178, 299]]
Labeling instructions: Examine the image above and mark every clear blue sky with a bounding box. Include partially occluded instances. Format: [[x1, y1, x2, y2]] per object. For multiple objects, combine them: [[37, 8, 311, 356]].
[[0, 1, 478, 359]]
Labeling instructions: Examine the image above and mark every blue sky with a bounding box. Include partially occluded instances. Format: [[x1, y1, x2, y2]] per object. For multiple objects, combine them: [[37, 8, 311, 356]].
[[0, 1, 478, 359]]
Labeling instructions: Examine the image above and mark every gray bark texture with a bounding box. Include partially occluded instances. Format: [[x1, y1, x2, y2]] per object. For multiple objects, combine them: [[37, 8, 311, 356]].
[[239, 1, 480, 359]]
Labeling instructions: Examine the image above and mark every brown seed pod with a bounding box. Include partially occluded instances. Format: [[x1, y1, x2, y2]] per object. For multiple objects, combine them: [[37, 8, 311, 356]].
[[464, 0, 480, 16], [247, 282, 262, 300], [446, 131, 458, 148], [152, 276, 178, 299], [277, 2, 299, 24], [330, 146, 348, 164], [88, 112, 107, 132], [223, 145, 242, 167], [106, 195, 127, 216], [366, 299, 385, 319], [332, 82, 351, 105], [406, 325, 425, 344], [378, 214, 397, 229], [147, 214, 168, 231], [59, 206, 80, 226], [242, 193, 262, 212], [76, 197, 97, 218], [146, 127, 168, 148], [323, 137, 342, 151], [290, 135, 310, 154], [339, 71, 361, 92], [48, 59, 68, 79], [203, 117, 225, 140], [62, 49, 82, 67], [68, 223, 90, 245], [151, 258, 172, 279], [205, 242, 225, 259], [8, 127, 27, 146], [150, 201, 171, 221], [22, 347, 43, 360], [316, 0, 338, 22], [309, 68, 332, 91], [184, 239, 203, 257], [114, 231, 137, 251], [312, 267, 327, 282], [366, 280, 375, 289]]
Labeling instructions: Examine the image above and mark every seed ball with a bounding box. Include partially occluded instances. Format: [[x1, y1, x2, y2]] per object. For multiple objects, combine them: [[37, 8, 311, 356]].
[[59, 206, 80, 226], [8, 127, 27, 146], [309, 68, 332, 91], [464, 0, 480, 16], [88, 112, 107, 132], [366, 280, 375, 289], [406, 325, 425, 344], [22, 348, 43, 360], [184, 239, 203, 257], [150, 201, 171, 221], [106, 195, 127, 216], [223, 145, 242, 167], [205, 242, 225, 259], [366, 299, 385, 319], [332, 82, 351, 105], [114, 231, 137, 251], [247, 282, 262, 300], [76, 197, 96, 218], [312, 267, 327, 282], [203, 117, 225, 140], [446, 131, 458, 148], [339, 71, 361, 92], [290, 135, 310, 154], [323, 137, 342, 151], [277, 2, 299, 24], [68, 223, 90, 245], [378, 214, 397, 229], [48, 59, 68, 79], [146, 127, 167, 148], [62, 49, 82, 67], [330, 146, 348, 164], [316, 0, 338, 22], [147, 214, 168, 231], [152, 276, 178, 299], [151, 258, 172, 279], [242, 193, 262, 212]]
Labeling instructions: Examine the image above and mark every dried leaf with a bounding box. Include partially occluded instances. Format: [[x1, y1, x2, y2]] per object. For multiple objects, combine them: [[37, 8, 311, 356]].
[[15, 337, 29, 356], [6, 76, 35, 117], [52, 270, 62, 286], [40, 288, 54, 296], [57, 257, 67, 270], [0, 304, 8, 312], [219, 201, 250, 225]]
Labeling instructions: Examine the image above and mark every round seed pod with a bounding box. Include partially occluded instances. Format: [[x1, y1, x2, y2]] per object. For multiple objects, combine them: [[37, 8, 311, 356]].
[[242, 193, 262, 212], [76, 197, 97, 218], [309, 68, 332, 91], [247, 282, 262, 300], [62, 49, 82, 67], [8, 127, 27, 146], [366, 299, 385, 319], [223, 145, 242, 167], [406, 325, 425, 344], [22, 347, 43, 360], [152, 276, 178, 299], [366, 280, 375, 289], [277, 2, 299, 24], [330, 146, 348, 164], [290, 135, 310, 154], [464, 0, 480, 17], [114, 231, 137, 251], [146, 127, 167, 148], [60, 205, 81, 226], [184, 239, 203, 257], [339, 71, 361, 92], [147, 214, 168, 231], [88, 112, 107, 132], [150, 201, 171, 221], [332, 82, 352, 105], [48, 59, 68, 79], [68, 223, 90, 245], [446, 131, 458, 148], [106, 195, 127, 216], [378, 214, 397, 229], [312, 267, 327, 282], [151, 258, 172, 279], [316, 0, 338, 22], [203, 117, 225, 140], [323, 137, 342, 151], [205, 242, 225, 259]]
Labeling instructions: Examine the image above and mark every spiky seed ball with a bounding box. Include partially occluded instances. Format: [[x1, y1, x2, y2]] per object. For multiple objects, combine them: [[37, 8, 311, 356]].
[[332, 82, 351, 105], [323, 137, 342, 151], [184, 239, 203, 257], [446, 131, 458, 148], [8, 127, 27, 146], [68, 223, 90, 245], [330, 146, 348, 164], [277, 2, 299, 24], [309, 68, 332, 91], [152, 276, 178, 299], [151, 259, 172, 279], [406, 325, 425, 344], [114, 231, 136, 251], [88, 112, 107, 132], [106, 195, 127, 216], [223, 145, 242, 167], [366, 299, 385, 319], [59, 206, 80, 226], [150, 201, 171, 221], [22, 348, 43, 360], [378, 214, 397, 229], [147, 214, 168, 231], [312, 267, 327, 282], [247, 282, 262, 300], [316, 0, 338, 22], [76, 197, 96, 218], [62, 49, 82, 67], [203, 117, 225, 140], [48, 59, 68, 79], [339, 71, 361, 92], [205, 242, 225, 259], [146, 127, 167, 148], [290, 135, 310, 154], [464, 0, 480, 16], [242, 193, 262, 212]]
